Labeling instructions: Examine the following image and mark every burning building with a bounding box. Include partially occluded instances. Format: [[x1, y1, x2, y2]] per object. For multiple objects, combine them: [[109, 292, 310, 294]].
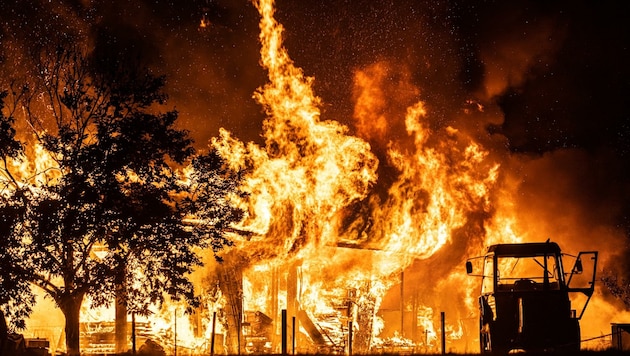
[[148, 0, 629, 353], [2, 0, 630, 354]]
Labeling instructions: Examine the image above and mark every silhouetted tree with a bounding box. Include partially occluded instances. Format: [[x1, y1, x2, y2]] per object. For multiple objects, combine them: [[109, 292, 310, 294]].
[[0, 43, 242, 355], [181, 149, 247, 258], [602, 270, 630, 310], [0, 91, 36, 332]]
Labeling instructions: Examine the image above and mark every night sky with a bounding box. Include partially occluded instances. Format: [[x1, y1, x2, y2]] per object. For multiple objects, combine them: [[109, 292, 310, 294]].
[[1, 0, 629, 258]]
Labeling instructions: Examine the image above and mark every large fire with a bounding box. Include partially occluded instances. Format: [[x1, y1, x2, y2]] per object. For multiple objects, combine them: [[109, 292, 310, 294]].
[[3, 0, 629, 354]]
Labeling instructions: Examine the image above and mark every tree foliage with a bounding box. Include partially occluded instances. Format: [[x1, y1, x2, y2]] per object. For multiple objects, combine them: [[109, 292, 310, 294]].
[[0, 92, 22, 161], [0, 42, 243, 355], [601, 272, 630, 310], [0, 91, 35, 331], [182, 149, 248, 261]]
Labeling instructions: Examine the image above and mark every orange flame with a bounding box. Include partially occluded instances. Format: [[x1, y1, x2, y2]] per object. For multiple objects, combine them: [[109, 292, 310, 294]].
[[210, 0, 504, 352], [214, 0, 379, 262]]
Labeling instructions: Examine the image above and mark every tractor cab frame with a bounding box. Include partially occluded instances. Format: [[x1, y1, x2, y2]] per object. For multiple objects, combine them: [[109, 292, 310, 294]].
[[466, 241, 597, 353]]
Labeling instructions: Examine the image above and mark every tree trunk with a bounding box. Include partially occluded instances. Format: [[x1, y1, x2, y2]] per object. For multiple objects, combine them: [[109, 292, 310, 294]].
[[115, 266, 128, 353], [59, 295, 83, 356], [115, 290, 128, 353]]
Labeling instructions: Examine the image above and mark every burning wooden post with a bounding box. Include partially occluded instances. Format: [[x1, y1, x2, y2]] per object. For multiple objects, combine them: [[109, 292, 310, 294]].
[[400, 271, 405, 337], [441, 311, 445, 355], [353, 282, 378, 353], [271, 266, 279, 349], [292, 316, 296, 355], [211, 311, 217, 356], [287, 262, 299, 340]]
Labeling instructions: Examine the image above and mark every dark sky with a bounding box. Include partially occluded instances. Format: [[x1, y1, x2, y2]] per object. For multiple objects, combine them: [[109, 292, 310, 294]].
[[1, 0, 629, 247]]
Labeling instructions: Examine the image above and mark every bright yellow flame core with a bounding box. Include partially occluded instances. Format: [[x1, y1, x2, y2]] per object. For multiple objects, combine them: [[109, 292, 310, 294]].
[[216, 0, 379, 263]]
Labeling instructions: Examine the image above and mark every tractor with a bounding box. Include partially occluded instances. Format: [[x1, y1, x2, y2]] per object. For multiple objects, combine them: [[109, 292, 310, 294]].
[[466, 241, 597, 353]]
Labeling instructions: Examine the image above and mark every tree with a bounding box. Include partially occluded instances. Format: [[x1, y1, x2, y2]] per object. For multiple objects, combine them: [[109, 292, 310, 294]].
[[182, 149, 247, 258], [0, 91, 36, 332], [0, 43, 241, 355]]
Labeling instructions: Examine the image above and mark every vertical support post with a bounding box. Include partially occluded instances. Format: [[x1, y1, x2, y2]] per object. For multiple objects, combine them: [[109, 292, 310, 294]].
[[348, 321, 353, 356], [292, 316, 296, 355], [237, 308, 242, 355], [131, 312, 136, 355], [287, 263, 299, 355], [174, 309, 177, 356], [518, 298, 524, 334], [281, 309, 287, 356], [287, 264, 298, 333], [441, 311, 445, 355], [272, 267, 278, 350], [211, 311, 217, 356], [400, 271, 404, 337], [412, 287, 418, 342]]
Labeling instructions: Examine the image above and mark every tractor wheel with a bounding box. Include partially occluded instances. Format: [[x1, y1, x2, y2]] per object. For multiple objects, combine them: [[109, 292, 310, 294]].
[[481, 323, 509, 355], [562, 319, 581, 352]]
